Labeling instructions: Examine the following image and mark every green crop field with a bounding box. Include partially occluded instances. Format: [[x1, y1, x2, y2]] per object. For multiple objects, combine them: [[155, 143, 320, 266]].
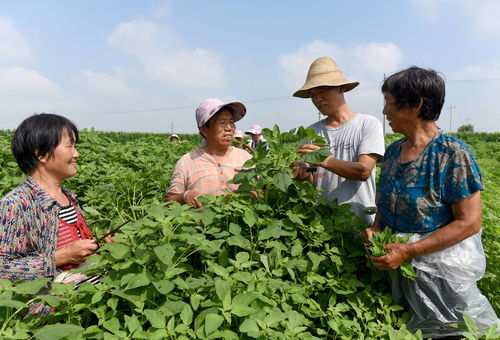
[[0, 128, 498, 339]]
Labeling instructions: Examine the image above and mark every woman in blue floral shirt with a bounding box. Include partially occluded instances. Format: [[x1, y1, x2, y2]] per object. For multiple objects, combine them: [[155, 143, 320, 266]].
[[363, 67, 498, 339], [0, 114, 111, 282]]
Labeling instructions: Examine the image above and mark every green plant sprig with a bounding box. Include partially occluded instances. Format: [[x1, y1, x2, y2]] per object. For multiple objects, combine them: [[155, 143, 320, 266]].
[[367, 228, 416, 281]]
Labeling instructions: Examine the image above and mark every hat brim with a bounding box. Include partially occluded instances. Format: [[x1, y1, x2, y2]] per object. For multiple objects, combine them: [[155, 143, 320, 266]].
[[198, 101, 247, 128], [222, 102, 246, 123], [293, 81, 360, 98]]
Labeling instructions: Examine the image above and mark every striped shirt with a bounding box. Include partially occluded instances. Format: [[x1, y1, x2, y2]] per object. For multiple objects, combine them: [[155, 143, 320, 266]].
[[167, 146, 252, 197], [59, 204, 78, 224], [0, 177, 83, 280]]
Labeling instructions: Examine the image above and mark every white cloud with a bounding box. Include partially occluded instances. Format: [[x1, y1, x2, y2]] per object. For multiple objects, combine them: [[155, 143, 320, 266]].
[[451, 63, 500, 80], [0, 18, 31, 64], [107, 19, 225, 88], [0, 67, 61, 98], [73, 70, 136, 97]]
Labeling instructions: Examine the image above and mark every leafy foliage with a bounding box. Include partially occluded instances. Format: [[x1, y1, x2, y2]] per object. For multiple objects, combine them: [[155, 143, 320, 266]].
[[0, 129, 497, 338]]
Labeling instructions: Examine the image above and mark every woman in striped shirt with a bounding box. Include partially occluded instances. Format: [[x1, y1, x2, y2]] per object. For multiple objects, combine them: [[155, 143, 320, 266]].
[[0, 113, 112, 282]]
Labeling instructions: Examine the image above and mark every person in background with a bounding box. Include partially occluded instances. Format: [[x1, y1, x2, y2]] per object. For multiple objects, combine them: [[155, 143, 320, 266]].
[[245, 124, 267, 149], [0, 113, 113, 283], [168, 134, 180, 143], [292, 57, 385, 223], [363, 66, 499, 338], [166, 98, 252, 208], [233, 130, 251, 153]]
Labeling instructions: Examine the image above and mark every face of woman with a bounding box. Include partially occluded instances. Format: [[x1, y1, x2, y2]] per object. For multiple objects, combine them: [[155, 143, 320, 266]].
[[38, 128, 79, 181], [201, 109, 236, 148], [383, 92, 414, 134]]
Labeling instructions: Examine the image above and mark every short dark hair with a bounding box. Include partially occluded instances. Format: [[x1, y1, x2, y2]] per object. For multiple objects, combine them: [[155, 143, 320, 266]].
[[382, 66, 445, 121], [12, 113, 79, 174]]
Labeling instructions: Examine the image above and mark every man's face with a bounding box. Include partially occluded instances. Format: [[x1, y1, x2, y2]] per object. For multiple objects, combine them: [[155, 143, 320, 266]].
[[310, 86, 344, 115], [249, 133, 260, 142], [200, 109, 235, 147]]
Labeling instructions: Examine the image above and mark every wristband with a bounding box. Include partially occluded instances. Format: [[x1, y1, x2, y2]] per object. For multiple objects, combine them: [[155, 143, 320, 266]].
[[183, 190, 190, 202]]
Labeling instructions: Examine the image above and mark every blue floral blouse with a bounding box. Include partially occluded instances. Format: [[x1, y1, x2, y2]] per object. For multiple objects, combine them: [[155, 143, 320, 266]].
[[377, 131, 483, 233]]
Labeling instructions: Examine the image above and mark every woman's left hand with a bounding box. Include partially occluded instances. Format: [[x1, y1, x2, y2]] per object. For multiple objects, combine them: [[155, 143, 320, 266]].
[[370, 243, 412, 270]]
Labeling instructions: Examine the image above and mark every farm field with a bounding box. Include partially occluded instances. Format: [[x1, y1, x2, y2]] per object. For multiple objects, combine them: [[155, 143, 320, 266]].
[[0, 128, 498, 339]]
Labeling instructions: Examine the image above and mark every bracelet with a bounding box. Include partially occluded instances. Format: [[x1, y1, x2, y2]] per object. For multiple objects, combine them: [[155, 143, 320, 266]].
[[183, 190, 190, 202]]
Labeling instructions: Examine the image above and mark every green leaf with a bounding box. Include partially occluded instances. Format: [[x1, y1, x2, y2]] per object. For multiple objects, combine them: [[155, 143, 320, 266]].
[[258, 225, 282, 241], [239, 318, 260, 335], [154, 244, 175, 265], [205, 313, 224, 335], [227, 235, 251, 250], [307, 251, 323, 271], [145, 309, 166, 329], [33, 324, 84, 340], [103, 317, 121, 334], [230, 304, 256, 317], [0, 299, 25, 309], [273, 169, 293, 192], [302, 148, 330, 163], [180, 304, 193, 325], [103, 242, 130, 259], [243, 208, 258, 227], [125, 314, 142, 334], [125, 272, 150, 290], [14, 278, 50, 295]]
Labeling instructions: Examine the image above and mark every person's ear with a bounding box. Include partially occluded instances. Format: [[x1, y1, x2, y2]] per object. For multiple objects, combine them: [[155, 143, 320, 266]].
[[199, 126, 208, 138], [36, 150, 48, 164]]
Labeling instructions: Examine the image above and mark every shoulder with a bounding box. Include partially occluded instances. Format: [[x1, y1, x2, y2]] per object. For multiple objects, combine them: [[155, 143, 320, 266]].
[[0, 182, 32, 212], [177, 148, 204, 163], [353, 113, 382, 127], [231, 147, 252, 160], [306, 121, 323, 131], [431, 133, 474, 155]]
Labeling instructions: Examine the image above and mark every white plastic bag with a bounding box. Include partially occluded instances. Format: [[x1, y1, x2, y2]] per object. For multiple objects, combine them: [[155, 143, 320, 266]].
[[393, 231, 499, 338]]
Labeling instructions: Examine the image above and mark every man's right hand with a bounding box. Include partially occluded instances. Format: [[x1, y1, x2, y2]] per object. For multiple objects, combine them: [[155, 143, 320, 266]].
[[292, 161, 313, 181]]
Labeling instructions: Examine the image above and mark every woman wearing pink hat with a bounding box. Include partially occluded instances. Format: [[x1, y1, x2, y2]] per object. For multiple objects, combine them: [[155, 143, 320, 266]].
[[166, 98, 252, 208], [245, 124, 268, 150]]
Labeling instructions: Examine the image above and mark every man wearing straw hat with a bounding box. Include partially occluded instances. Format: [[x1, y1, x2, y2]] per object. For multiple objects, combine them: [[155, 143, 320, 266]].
[[293, 57, 384, 223]]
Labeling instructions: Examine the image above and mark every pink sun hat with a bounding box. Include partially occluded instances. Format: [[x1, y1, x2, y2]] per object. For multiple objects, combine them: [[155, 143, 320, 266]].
[[195, 98, 246, 128], [245, 125, 262, 135]]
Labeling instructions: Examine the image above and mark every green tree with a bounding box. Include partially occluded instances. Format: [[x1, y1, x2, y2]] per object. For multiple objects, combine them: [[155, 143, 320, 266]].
[[458, 124, 474, 133]]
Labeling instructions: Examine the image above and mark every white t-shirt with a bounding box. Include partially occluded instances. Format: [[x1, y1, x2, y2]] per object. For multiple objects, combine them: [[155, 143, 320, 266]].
[[307, 114, 385, 223]]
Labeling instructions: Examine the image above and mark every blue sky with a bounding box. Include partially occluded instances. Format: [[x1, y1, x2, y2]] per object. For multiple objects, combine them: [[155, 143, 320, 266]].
[[1, 0, 500, 133]]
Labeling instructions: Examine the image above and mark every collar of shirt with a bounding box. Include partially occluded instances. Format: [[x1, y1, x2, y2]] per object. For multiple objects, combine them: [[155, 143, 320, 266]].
[[25, 177, 77, 213]]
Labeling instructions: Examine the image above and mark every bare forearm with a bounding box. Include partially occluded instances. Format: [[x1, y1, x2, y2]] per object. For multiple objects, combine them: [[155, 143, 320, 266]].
[[321, 157, 372, 180], [166, 193, 185, 204], [406, 219, 480, 259]]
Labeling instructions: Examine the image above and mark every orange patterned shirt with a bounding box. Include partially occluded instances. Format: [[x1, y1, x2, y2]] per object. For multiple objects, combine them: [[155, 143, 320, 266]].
[[167, 146, 252, 197]]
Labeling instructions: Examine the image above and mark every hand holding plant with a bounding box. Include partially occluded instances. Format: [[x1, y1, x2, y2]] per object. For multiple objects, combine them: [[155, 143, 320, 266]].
[[366, 228, 417, 280]]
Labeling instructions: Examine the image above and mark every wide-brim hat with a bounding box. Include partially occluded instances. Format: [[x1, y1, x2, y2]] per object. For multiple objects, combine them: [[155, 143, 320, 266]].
[[293, 57, 359, 98], [196, 98, 246, 128]]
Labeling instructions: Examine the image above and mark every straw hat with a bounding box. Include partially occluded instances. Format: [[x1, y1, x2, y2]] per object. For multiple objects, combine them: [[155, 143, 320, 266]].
[[293, 57, 359, 98]]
